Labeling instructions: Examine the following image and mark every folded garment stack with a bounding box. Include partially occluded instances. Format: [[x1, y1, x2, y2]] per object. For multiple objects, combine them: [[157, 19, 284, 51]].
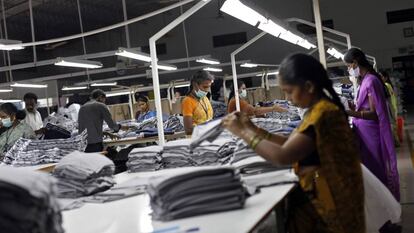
[[53, 151, 116, 198], [148, 167, 247, 221], [161, 140, 194, 168], [0, 166, 63, 233], [2, 131, 88, 166], [127, 146, 163, 172]]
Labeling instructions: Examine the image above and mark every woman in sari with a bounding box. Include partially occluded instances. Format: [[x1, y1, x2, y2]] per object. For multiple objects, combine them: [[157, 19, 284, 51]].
[[344, 48, 400, 201], [223, 53, 365, 233]]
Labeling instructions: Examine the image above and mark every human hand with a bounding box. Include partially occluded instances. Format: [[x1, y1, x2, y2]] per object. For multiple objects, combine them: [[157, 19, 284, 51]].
[[35, 127, 47, 135], [104, 132, 120, 140], [348, 101, 356, 111], [273, 105, 288, 112], [222, 112, 254, 137]]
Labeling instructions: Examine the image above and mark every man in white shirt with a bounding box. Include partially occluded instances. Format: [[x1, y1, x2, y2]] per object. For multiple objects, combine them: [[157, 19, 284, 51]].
[[23, 93, 46, 135]]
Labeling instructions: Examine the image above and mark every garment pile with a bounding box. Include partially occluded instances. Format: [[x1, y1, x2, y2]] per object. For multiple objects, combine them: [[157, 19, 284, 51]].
[[43, 112, 78, 133], [53, 152, 116, 198], [127, 146, 163, 172], [2, 131, 88, 166], [211, 100, 227, 119], [0, 166, 64, 233], [148, 167, 247, 221]]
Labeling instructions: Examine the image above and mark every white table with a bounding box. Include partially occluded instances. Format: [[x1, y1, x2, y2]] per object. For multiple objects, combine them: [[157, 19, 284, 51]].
[[62, 167, 295, 233]]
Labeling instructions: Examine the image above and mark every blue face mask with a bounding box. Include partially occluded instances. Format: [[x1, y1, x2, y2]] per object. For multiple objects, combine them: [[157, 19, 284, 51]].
[[195, 89, 208, 99], [1, 118, 12, 128]]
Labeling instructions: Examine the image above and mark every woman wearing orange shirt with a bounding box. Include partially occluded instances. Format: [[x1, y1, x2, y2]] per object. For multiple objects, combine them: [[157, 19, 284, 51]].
[[227, 81, 287, 115]]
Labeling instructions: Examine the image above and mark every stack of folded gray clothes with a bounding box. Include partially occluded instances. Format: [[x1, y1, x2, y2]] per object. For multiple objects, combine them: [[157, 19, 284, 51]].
[[0, 166, 64, 233], [53, 151, 116, 198], [148, 167, 247, 221], [2, 131, 88, 166], [127, 146, 163, 172], [189, 143, 221, 166], [161, 140, 194, 168]]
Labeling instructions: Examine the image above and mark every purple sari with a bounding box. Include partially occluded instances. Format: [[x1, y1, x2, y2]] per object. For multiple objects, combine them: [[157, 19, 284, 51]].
[[353, 74, 400, 201]]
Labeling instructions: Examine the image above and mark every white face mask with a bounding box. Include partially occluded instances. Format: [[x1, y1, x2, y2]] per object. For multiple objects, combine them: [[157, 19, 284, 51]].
[[348, 66, 360, 77], [239, 89, 247, 98]]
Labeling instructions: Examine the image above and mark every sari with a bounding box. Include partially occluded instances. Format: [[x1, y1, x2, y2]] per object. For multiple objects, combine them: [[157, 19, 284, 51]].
[[353, 74, 400, 201]]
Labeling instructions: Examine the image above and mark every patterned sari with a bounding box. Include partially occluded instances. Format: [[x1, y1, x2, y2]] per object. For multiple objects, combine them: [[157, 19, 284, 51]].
[[288, 99, 365, 233]]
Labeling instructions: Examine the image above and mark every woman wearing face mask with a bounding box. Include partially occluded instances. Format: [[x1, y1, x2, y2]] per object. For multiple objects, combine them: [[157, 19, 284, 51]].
[[182, 70, 214, 135], [223, 54, 364, 233], [0, 103, 36, 159], [344, 48, 400, 202], [227, 81, 287, 115], [134, 94, 156, 122]]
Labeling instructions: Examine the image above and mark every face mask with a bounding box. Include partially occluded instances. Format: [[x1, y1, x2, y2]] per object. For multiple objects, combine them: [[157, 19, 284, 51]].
[[195, 89, 208, 99], [1, 118, 12, 128], [348, 66, 360, 77], [239, 89, 247, 98]]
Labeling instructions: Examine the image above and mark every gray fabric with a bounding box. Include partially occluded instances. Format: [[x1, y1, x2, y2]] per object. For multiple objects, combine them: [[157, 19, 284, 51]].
[[78, 100, 120, 144]]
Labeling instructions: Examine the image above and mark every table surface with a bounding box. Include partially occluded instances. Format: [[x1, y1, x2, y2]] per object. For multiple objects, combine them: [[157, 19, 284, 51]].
[[103, 132, 186, 147], [62, 167, 295, 233]]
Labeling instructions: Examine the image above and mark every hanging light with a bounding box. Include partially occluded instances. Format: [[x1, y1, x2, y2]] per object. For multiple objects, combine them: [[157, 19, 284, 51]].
[[0, 88, 13, 93], [0, 99, 21, 103], [297, 39, 317, 49], [106, 91, 132, 97], [115, 48, 152, 62], [175, 83, 190, 88], [220, 0, 267, 26], [327, 47, 345, 59], [257, 20, 287, 37], [62, 86, 88, 91], [91, 82, 118, 87], [54, 57, 103, 69], [0, 39, 24, 51], [150, 63, 178, 71], [240, 63, 259, 68], [196, 58, 220, 65], [203, 67, 222, 72], [256, 71, 279, 76], [11, 83, 48, 88]]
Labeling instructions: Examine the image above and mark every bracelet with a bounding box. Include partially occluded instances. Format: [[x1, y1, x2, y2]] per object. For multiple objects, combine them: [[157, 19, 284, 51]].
[[249, 134, 263, 150]]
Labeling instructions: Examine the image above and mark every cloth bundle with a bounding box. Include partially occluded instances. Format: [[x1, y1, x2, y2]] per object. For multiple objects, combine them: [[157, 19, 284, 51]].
[[2, 131, 88, 166], [161, 140, 194, 168], [211, 100, 227, 119], [0, 166, 63, 233], [53, 151, 116, 198], [251, 118, 295, 135], [148, 167, 247, 221], [127, 146, 163, 172], [43, 112, 78, 132], [44, 123, 72, 139]]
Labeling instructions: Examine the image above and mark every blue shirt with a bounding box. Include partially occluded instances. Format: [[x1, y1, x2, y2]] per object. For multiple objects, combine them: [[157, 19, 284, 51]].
[[136, 111, 157, 122]]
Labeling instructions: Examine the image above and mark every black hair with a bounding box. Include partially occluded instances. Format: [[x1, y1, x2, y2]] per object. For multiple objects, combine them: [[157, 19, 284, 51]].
[[90, 89, 106, 100], [186, 70, 214, 95], [343, 48, 389, 98], [135, 94, 149, 103], [0, 103, 26, 120], [279, 53, 346, 113], [380, 70, 393, 88], [23, 93, 38, 102], [228, 81, 245, 104]]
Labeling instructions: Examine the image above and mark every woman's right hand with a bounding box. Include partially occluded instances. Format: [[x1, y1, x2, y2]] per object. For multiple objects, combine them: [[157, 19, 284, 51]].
[[222, 112, 255, 137]]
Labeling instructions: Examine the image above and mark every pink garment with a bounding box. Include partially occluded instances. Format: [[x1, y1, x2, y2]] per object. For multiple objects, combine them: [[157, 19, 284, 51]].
[[353, 74, 400, 201]]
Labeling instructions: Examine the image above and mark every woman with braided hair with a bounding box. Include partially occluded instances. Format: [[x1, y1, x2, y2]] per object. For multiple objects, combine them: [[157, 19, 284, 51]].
[[223, 53, 364, 233], [344, 48, 400, 202]]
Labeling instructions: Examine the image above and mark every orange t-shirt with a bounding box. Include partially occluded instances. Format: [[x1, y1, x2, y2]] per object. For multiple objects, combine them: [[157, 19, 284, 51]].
[[182, 96, 213, 125], [227, 98, 255, 116]]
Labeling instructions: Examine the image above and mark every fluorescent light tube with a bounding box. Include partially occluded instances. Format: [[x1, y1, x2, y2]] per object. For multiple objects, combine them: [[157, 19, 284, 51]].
[[297, 39, 317, 50], [240, 63, 259, 68], [0, 99, 21, 103], [62, 86, 88, 91], [91, 82, 118, 87], [220, 0, 267, 26], [256, 71, 279, 76], [196, 58, 220, 65], [258, 20, 287, 37], [279, 31, 303, 45], [150, 63, 178, 71], [327, 47, 344, 59], [175, 84, 190, 88], [11, 83, 48, 88], [0, 39, 24, 51], [115, 48, 151, 62], [203, 67, 222, 72], [0, 88, 13, 93], [106, 91, 131, 97], [55, 57, 103, 69]]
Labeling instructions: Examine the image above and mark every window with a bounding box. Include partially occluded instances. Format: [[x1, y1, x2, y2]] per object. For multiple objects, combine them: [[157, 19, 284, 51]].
[[213, 32, 247, 47], [387, 8, 414, 24]]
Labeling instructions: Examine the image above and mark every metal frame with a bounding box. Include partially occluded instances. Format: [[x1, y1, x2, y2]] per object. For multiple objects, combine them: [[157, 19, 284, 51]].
[[149, 0, 212, 145]]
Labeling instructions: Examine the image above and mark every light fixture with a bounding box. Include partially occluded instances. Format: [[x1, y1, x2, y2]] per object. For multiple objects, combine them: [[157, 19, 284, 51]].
[[327, 47, 345, 59], [0, 88, 13, 93], [196, 58, 220, 65], [62, 86, 88, 91], [256, 71, 279, 76], [150, 63, 178, 71], [54, 57, 103, 69], [175, 83, 190, 88], [240, 63, 259, 68], [106, 91, 132, 97], [258, 20, 287, 37], [0, 39, 25, 51], [220, 0, 267, 26], [203, 67, 222, 72], [0, 99, 21, 103], [279, 31, 303, 45], [11, 83, 48, 88], [297, 39, 317, 50], [91, 82, 118, 87], [115, 47, 152, 62]]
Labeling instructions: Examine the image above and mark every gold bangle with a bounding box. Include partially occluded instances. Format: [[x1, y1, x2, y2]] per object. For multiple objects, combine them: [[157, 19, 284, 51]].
[[249, 135, 263, 150]]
